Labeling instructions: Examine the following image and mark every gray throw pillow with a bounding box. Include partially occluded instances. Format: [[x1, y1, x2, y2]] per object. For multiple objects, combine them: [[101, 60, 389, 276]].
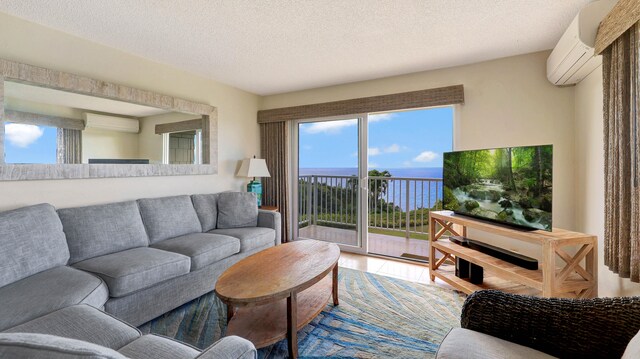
[[137, 195, 202, 243], [0, 203, 70, 288], [0, 333, 127, 359], [217, 192, 259, 229], [191, 194, 218, 232]]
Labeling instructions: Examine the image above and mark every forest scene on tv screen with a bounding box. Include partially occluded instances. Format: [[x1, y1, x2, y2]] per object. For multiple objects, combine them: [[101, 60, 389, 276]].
[[443, 145, 552, 231]]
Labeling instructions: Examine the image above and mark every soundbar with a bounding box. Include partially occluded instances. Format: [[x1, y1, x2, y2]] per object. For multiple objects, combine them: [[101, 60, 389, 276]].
[[448, 236, 539, 270]]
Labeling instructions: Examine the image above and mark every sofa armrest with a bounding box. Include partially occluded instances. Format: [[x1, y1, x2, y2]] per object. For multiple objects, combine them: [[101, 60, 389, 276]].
[[257, 210, 281, 245], [196, 336, 256, 359], [461, 290, 640, 359]]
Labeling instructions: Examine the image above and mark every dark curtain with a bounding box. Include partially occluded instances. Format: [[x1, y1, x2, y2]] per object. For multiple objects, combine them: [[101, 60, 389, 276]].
[[260, 121, 290, 243], [604, 21, 640, 281], [56, 128, 82, 164]]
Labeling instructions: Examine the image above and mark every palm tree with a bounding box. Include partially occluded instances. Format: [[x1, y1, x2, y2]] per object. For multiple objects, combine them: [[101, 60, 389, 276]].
[[368, 169, 392, 212]]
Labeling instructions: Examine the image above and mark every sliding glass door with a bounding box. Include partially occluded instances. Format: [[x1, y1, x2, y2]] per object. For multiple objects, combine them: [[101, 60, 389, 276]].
[[292, 107, 453, 260], [293, 116, 367, 252], [366, 107, 453, 261]]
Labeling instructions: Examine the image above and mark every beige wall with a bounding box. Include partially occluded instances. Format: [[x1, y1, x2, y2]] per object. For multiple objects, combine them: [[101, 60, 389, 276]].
[[263, 51, 576, 234], [138, 112, 201, 164], [82, 128, 140, 163], [575, 66, 640, 297], [0, 12, 260, 210]]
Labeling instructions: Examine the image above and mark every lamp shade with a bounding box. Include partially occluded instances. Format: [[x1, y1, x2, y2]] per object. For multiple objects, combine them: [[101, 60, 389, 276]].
[[236, 158, 271, 178]]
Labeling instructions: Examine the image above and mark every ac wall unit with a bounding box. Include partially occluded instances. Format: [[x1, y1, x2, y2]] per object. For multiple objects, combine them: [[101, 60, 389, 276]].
[[83, 113, 139, 133], [547, 0, 616, 86]]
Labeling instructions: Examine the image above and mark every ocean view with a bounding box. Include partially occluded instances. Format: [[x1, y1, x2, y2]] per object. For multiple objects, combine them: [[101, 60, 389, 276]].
[[299, 167, 443, 211]]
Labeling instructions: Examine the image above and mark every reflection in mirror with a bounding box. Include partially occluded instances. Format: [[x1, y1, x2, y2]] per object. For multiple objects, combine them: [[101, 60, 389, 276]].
[[3, 81, 204, 165], [164, 130, 201, 165]]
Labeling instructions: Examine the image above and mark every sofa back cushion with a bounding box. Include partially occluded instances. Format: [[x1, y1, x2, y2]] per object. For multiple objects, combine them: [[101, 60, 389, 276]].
[[0, 333, 127, 359], [58, 201, 149, 264], [217, 192, 259, 229], [191, 194, 218, 232], [138, 195, 202, 243], [623, 329, 640, 359], [0, 204, 70, 288]]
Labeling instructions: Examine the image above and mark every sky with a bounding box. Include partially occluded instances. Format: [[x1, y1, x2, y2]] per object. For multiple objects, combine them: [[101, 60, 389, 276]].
[[298, 107, 453, 169], [4, 123, 57, 164], [5, 107, 454, 166]]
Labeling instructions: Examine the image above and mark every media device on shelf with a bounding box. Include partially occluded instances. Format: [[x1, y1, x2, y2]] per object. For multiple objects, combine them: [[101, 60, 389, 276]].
[[443, 144, 553, 231], [449, 236, 539, 270]]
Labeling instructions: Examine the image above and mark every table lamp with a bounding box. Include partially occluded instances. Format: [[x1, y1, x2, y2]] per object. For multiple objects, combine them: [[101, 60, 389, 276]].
[[236, 157, 271, 206]]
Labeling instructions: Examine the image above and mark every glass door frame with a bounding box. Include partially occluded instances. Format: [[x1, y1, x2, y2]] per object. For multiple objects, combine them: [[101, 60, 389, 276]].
[[290, 114, 369, 254]]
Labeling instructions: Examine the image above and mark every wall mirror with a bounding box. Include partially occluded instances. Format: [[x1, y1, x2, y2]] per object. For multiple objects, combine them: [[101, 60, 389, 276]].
[[0, 59, 217, 180]]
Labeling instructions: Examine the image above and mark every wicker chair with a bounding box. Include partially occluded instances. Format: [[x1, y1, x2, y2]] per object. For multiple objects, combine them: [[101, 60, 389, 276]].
[[457, 290, 640, 358]]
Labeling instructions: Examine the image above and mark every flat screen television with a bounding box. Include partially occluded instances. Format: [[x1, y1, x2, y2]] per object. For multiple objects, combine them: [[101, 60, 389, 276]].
[[443, 145, 553, 231]]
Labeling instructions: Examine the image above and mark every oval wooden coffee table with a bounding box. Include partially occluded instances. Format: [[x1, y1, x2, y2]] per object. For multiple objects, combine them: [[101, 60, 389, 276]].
[[215, 239, 340, 359]]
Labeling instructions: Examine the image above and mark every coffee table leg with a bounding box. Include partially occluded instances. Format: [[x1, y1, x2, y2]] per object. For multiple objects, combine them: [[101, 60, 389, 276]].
[[287, 292, 298, 359], [226, 304, 234, 323], [332, 265, 339, 306]]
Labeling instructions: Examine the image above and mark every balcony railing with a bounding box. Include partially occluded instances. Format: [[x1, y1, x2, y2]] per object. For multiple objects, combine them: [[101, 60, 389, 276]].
[[298, 175, 443, 239]]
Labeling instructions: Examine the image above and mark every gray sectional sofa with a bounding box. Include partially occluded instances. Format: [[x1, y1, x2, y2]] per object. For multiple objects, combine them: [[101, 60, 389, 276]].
[[0, 192, 280, 358]]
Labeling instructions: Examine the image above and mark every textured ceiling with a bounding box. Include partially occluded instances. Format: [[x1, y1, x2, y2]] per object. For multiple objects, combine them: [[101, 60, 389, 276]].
[[0, 0, 592, 95]]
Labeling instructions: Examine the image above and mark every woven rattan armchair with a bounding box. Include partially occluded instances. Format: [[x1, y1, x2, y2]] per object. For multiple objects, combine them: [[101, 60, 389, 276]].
[[460, 290, 640, 358]]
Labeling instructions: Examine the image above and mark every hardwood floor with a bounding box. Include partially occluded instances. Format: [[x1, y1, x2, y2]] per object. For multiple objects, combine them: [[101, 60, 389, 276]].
[[299, 225, 431, 259], [338, 252, 455, 290]]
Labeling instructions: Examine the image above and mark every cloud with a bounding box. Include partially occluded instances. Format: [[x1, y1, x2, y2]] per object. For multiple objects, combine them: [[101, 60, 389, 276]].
[[384, 144, 400, 153], [368, 162, 379, 168], [301, 113, 395, 135], [368, 144, 401, 157], [5, 124, 44, 148], [369, 113, 397, 123], [413, 151, 438, 163], [302, 119, 357, 134]]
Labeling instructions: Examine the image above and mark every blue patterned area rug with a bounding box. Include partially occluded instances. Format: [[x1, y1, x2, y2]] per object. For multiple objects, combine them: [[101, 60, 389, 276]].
[[139, 267, 466, 358]]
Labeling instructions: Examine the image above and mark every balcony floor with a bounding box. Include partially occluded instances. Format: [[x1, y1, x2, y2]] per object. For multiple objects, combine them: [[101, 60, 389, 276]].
[[298, 224, 430, 260]]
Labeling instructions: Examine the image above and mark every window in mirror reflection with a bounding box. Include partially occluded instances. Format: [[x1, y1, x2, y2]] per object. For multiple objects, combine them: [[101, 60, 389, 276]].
[[163, 130, 202, 165], [4, 81, 205, 165], [4, 123, 57, 164]]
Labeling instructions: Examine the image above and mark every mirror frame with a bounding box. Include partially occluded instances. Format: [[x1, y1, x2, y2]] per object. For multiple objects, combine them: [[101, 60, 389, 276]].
[[0, 58, 217, 180]]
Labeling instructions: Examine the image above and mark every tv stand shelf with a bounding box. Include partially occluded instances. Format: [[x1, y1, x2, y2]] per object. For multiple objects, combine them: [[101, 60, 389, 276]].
[[429, 211, 598, 298]]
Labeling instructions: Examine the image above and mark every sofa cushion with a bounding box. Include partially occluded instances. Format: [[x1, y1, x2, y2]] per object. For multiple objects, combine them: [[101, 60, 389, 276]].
[[197, 335, 258, 359], [73, 247, 191, 297], [118, 335, 199, 359], [151, 233, 240, 271], [58, 201, 149, 264], [208, 227, 275, 252], [216, 192, 258, 229], [0, 266, 108, 332], [0, 203, 70, 288], [6, 305, 140, 350], [0, 333, 127, 359], [436, 328, 556, 359], [138, 196, 202, 244], [623, 329, 640, 359], [196, 336, 257, 359], [191, 194, 218, 232]]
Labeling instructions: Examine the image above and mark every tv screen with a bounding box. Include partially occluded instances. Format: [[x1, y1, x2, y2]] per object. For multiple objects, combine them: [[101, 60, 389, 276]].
[[443, 145, 552, 231]]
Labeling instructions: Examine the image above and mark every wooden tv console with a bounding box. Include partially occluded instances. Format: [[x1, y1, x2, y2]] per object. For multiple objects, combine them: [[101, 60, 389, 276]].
[[429, 211, 598, 299]]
